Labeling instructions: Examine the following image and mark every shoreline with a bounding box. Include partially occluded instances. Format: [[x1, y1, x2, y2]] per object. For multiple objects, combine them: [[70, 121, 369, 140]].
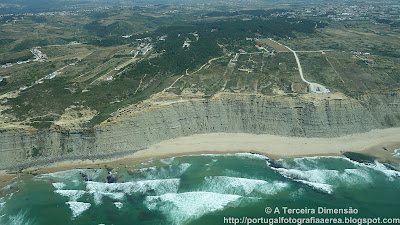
[[1, 128, 400, 187]]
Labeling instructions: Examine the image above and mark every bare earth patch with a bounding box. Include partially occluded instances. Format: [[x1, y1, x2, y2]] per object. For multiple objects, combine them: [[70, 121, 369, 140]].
[[54, 105, 98, 128]]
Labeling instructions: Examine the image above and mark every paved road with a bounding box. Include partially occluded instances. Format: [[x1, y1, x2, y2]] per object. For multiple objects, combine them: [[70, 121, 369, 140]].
[[268, 39, 330, 94]]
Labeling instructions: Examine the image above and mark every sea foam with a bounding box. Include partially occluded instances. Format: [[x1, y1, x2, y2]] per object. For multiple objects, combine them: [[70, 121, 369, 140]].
[[55, 190, 86, 201], [85, 178, 180, 205], [37, 169, 106, 182], [298, 180, 333, 194], [86, 178, 180, 196], [134, 163, 191, 180], [393, 149, 400, 159], [340, 158, 400, 180], [36, 169, 80, 180], [91, 192, 125, 205], [52, 182, 66, 190], [66, 202, 91, 218], [202, 176, 289, 196], [160, 157, 175, 165], [145, 191, 242, 225], [2, 211, 35, 225], [270, 160, 377, 194], [113, 202, 123, 209], [234, 153, 270, 160]]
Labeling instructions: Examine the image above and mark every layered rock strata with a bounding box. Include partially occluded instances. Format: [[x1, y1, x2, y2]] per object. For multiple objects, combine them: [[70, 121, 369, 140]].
[[0, 92, 399, 169]]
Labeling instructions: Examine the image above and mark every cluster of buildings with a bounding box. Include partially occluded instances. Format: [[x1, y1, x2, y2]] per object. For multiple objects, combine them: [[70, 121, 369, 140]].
[[31, 47, 47, 61], [244, 3, 398, 23], [13, 71, 60, 93], [0, 15, 24, 25], [1, 62, 14, 69], [128, 37, 155, 55], [287, 3, 400, 22], [44, 71, 60, 80], [1, 59, 36, 69], [182, 32, 199, 48], [158, 35, 167, 41], [182, 41, 191, 48], [134, 43, 153, 55], [351, 51, 370, 56], [352, 51, 376, 64], [1, 46, 48, 70], [366, 59, 376, 64]]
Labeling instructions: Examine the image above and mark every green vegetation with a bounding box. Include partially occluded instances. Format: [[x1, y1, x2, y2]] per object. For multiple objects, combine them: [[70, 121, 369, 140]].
[[0, 78, 7, 87], [0, 51, 32, 65], [29, 122, 53, 129], [12, 39, 49, 52], [124, 18, 321, 79], [0, 5, 399, 129]]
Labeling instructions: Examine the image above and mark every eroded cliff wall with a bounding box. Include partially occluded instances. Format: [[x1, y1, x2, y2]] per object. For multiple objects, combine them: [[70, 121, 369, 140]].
[[0, 92, 399, 169]]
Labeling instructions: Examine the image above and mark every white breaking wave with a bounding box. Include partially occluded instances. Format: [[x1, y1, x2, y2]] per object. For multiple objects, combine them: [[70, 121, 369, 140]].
[[202, 176, 289, 196], [86, 178, 180, 196], [298, 180, 333, 194], [160, 157, 175, 165], [55, 190, 86, 201], [234, 153, 270, 160], [276, 156, 347, 171], [52, 182, 66, 190], [393, 149, 400, 159], [36, 169, 80, 180], [271, 167, 336, 194], [85, 178, 180, 205], [270, 156, 400, 194], [145, 191, 242, 225], [1, 211, 35, 225], [66, 202, 91, 218], [344, 169, 373, 183], [371, 161, 400, 180], [0, 200, 5, 211], [135, 163, 191, 180], [271, 166, 373, 193], [91, 192, 125, 205], [36, 169, 106, 182], [339, 158, 400, 179], [113, 202, 123, 209]]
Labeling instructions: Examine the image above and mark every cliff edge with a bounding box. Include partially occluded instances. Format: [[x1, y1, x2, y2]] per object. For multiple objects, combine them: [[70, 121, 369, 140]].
[[0, 91, 399, 169]]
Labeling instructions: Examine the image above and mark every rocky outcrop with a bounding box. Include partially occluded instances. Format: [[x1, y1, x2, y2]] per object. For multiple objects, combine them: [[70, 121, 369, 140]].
[[0, 92, 399, 169]]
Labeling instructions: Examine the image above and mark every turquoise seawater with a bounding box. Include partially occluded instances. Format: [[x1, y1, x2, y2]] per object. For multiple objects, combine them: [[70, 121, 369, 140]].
[[0, 153, 399, 225]]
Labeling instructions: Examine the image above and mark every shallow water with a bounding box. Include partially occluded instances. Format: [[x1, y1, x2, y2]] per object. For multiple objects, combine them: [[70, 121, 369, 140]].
[[0, 153, 399, 225]]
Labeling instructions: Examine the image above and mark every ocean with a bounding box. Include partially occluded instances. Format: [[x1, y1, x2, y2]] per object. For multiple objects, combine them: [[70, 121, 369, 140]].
[[0, 153, 399, 225]]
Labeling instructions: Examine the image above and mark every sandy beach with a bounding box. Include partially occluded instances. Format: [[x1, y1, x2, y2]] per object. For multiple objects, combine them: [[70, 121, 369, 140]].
[[1, 127, 400, 187]]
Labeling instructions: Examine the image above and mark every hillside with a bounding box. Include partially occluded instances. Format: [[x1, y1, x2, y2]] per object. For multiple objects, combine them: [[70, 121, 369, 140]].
[[0, 4, 399, 169]]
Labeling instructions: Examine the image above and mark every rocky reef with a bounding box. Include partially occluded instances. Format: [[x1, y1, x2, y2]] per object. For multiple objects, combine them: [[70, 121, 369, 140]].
[[0, 92, 399, 169]]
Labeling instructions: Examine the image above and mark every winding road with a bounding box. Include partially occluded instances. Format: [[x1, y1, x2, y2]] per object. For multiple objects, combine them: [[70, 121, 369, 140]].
[[268, 39, 330, 94]]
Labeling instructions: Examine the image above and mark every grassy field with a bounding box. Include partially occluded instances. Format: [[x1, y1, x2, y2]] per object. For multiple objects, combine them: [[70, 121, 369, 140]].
[[1, 7, 399, 129]]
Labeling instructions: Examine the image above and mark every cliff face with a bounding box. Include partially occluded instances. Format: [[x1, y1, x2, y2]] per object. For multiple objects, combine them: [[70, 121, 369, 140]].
[[0, 92, 399, 169]]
